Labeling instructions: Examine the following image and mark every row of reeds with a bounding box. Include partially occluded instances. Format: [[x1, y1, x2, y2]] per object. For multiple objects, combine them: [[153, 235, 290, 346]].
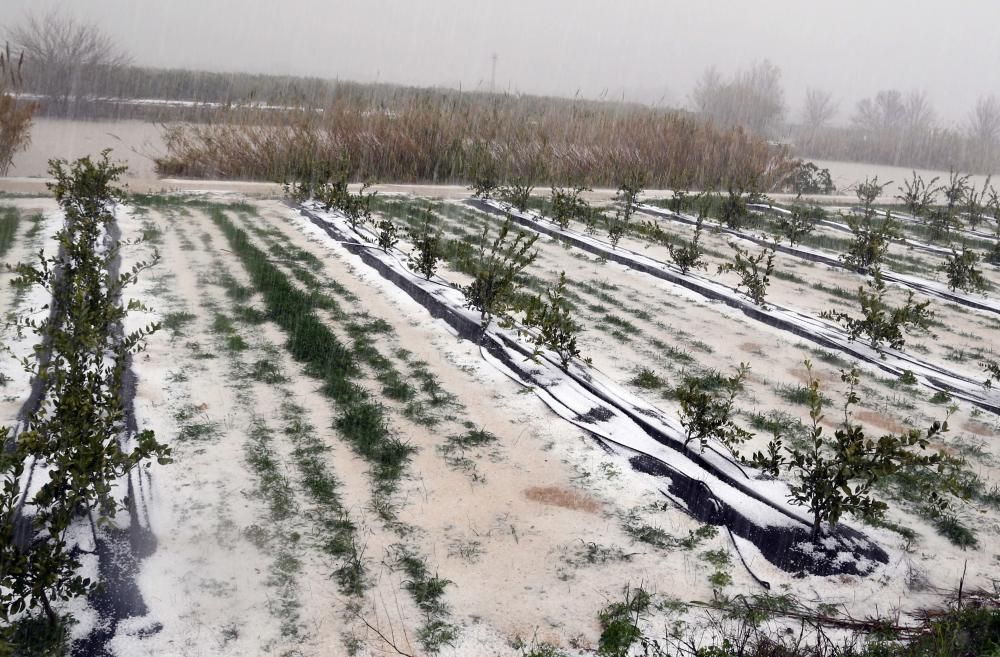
[[155, 87, 793, 190]]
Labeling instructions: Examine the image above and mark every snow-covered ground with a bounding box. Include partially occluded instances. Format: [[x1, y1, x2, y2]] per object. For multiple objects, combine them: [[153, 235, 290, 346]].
[[2, 191, 998, 656]]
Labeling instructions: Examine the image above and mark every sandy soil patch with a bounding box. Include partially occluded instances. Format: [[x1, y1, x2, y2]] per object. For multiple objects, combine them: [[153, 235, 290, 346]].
[[523, 486, 603, 514]]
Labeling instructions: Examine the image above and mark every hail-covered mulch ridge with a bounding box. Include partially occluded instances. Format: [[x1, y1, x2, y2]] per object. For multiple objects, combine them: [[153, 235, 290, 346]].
[[294, 201, 905, 578]]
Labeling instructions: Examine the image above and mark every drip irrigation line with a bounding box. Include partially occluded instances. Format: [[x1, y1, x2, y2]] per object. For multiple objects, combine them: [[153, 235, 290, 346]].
[[725, 524, 771, 590]]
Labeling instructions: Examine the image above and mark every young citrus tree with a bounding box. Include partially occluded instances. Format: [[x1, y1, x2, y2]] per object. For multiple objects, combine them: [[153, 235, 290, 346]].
[[926, 170, 969, 241], [550, 185, 591, 230], [676, 364, 751, 454], [895, 171, 940, 221], [463, 217, 538, 330], [605, 172, 645, 249], [775, 195, 822, 246], [942, 244, 989, 293], [1, 152, 171, 626], [523, 271, 582, 369], [406, 207, 444, 280], [752, 361, 949, 541], [667, 215, 707, 274], [821, 268, 933, 356], [717, 241, 777, 306]]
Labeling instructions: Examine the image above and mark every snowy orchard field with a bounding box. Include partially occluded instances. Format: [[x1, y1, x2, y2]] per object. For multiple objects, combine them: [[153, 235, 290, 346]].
[[1, 186, 999, 657]]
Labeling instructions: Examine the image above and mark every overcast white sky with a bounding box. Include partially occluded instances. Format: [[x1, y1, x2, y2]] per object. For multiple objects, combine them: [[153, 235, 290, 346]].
[[2, 0, 999, 124]]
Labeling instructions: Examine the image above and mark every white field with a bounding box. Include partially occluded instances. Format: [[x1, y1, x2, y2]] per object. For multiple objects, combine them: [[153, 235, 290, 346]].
[[3, 186, 998, 656]]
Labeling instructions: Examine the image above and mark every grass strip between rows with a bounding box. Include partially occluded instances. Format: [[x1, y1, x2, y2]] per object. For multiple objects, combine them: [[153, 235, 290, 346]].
[[209, 207, 413, 492]]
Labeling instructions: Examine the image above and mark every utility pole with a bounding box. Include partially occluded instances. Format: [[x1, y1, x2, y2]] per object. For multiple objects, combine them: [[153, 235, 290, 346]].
[[490, 53, 497, 94]]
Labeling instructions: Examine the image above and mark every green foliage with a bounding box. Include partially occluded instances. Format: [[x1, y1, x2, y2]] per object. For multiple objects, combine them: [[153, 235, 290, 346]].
[[941, 244, 989, 293], [842, 176, 899, 272], [285, 157, 376, 229], [1, 152, 170, 626], [0, 206, 19, 258], [406, 207, 444, 280], [667, 215, 707, 274], [597, 585, 651, 657], [785, 161, 835, 195], [468, 142, 500, 200], [373, 217, 398, 251], [962, 177, 990, 231], [668, 189, 690, 214], [717, 241, 777, 306], [500, 155, 547, 211], [462, 217, 539, 328], [896, 171, 940, 221], [631, 368, 665, 390], [821, 269, 934, 355], [988, 238, 1000, 266], [523, 272, 582, 368], [550, 185, 591, 230], [983, 358, 1000, 389], [751, 361, 948, 540], [719, 180, 764, 229], [925, 170, 969, 241], [776, 195, 823, 245], [606, 171, 645, 249], [676, 363, 751, 454], [389, 544, 456, 652], [209, 210, 411, 491]]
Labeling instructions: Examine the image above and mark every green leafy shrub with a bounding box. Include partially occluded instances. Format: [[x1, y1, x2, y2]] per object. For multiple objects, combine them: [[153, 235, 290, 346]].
[[676, 363, 751, 453], [606, 171, 644, 249], [463, 217, 539, 328], [783, 161, 835, 195], [468, 142, 500, 200], [926, 170, 969, 241], [717, 241, 777, 306], [374, 216, 399, 251], [719, 179, 764, 229], [776, 195, 823, 245], [550, 185, 591, 229], [896, 171, 940, 221], [841, 177, 900, 272], [752, 361, 949, 540], [1, 152, 171, 625], [821, 268, 933, 355], [406, 207, 444, 280], [667, 215, 706, 274], [523, 271, 582, 369], [941, 244, 989, 293]]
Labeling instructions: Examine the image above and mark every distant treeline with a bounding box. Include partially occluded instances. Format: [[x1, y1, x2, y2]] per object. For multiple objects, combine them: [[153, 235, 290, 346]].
[[791, 122, 997, 175], [19, 63, 338, 119], [694, 66, 1000, 175]]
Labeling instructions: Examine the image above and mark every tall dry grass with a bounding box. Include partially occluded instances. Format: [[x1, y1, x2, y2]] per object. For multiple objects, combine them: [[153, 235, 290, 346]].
[[0, 45, 36, 176], [155, 87, 793, 190]]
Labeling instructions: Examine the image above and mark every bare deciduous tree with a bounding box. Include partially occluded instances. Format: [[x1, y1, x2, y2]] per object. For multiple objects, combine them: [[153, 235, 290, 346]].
[[802, 88, 837, 133], [691, 61, 785, 138], [968, 95, 1000, 143], [902, 90, 935, 134], [7, 12, 131, 102], [852, 90, 906, 133], [967, 95, 1000, 171], [851, 89, 937, 166]]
